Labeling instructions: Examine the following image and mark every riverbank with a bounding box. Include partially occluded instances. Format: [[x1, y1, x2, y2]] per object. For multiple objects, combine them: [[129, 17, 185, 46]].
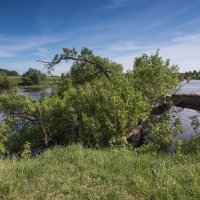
[[0, 145, 200, 200], [8, 76, 59, 89]]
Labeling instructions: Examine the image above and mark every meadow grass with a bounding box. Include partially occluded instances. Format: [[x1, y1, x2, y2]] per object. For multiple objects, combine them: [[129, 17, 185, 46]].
[[0, 145, 200, 200]]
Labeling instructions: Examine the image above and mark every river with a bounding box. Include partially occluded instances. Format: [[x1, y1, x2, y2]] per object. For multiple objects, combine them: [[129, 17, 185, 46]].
[[19, 88, 52, 99], [174, 80, 200, 140]]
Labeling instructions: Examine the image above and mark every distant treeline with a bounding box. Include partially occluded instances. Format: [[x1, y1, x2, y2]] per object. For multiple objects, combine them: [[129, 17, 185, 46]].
[[0, 68, 19, 76], [180, 70, 200, 80]]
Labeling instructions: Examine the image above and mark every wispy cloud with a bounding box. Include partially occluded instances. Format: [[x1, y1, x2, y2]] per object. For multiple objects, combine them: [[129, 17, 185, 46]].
[[173, 18, 200, 31], [0, 34, 65, 58], [0, 49, 14, 57], [109, 41, 151, 51], [172, 34, 200, 43], [34, 47, 49, 57], [103, 0, 132, 9], [110, 42, 139, 51]]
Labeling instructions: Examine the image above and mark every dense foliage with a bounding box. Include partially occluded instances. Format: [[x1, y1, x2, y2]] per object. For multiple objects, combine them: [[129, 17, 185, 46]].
[[0, 48, 180, 155], [0, 72, 16, 90], [22, 68, 46, 85], [0, 68, 19, 76]]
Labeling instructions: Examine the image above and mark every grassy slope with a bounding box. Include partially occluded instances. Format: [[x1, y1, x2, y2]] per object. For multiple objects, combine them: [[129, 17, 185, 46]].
[[0, 145, 200, 200]]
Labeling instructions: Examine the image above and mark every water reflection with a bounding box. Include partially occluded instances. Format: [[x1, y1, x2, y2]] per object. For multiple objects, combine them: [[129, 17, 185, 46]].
[[172, 108, 200, 140], [178, 80, 200, 94], [19, 88, 52, 99], [174, 80, 200, 139]]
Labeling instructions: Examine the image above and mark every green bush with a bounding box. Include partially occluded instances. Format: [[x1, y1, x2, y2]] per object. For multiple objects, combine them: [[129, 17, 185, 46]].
[[178, 134, 200, 154], [0, 72, 16, 89], [21, 141, 32, 159]]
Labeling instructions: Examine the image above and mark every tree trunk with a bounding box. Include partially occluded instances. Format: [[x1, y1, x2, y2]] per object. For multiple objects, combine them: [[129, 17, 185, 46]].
[[127, 93, 200, 143], [152, 94, 200, 115]]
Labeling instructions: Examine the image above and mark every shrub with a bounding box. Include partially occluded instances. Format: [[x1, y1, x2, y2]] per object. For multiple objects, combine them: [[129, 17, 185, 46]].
[[0, 72, 15, 89], [21, 141, 32, 159], [179, 134, 200, 154]]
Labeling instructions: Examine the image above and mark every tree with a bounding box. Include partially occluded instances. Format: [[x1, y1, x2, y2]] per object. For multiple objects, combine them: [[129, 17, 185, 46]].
[[22, 68, 46, 85], [38, 47, 111, 80], [0, 48, 181, 154], [131, 53, 180, 105], [8, 70, 19, 76], [38, 48, 179, 150]]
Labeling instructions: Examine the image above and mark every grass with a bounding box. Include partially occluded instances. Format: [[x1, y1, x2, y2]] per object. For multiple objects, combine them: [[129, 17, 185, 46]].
[[0, 145, 200, 200]]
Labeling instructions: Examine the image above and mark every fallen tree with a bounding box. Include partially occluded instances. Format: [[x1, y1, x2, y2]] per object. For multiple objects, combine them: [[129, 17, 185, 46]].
[[127, 93, 200, 144], [151, 94, 200, 115], [170, 94, 200, 111]]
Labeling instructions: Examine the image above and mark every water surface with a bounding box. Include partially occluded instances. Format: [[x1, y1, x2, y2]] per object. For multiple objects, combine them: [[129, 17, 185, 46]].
[[174, 80, 200, 140], [19, 88, 52, 99]]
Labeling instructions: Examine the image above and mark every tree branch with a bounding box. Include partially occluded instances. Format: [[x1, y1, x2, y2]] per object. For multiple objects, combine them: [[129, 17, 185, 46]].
[[37, 55, 111, 80]]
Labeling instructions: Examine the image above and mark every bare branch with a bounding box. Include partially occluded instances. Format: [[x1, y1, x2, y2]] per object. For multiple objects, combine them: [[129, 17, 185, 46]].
[[37, 54, 111, 80]]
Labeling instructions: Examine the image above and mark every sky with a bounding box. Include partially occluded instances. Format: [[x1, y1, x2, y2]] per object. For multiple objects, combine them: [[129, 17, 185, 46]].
[[0, 0, 200, 75]]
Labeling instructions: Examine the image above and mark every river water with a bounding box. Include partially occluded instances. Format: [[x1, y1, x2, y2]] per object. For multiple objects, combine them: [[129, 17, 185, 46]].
[[174, 80, 200, 140], [19, 88, 52, 99], [1, 81, 200, 140]]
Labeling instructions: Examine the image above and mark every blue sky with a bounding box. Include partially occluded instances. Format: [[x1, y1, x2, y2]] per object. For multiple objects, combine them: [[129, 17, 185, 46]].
[[0, 0, 200, 75]]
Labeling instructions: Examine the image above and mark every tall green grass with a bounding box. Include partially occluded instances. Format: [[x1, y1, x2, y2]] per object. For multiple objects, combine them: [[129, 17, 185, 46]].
[[0, 145, 200, 199]]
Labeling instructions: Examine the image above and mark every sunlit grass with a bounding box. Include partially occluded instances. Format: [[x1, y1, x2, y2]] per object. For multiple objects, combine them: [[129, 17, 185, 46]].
[[0, 145, 200, 199]]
